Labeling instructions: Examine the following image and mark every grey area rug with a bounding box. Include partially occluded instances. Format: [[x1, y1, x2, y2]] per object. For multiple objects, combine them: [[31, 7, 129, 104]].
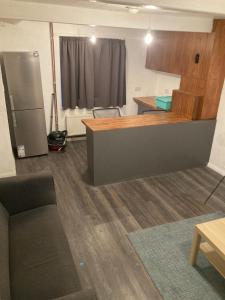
[[128, 212, 225, 300]]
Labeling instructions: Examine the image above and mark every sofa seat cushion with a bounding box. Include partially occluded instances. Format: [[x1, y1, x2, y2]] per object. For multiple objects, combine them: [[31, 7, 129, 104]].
[[0, 202, 10, 300], [10, 205, 82, 300]]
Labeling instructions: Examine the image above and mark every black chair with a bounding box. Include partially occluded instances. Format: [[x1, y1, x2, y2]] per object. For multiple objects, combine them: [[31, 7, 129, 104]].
[[92, 107, 121, 118]]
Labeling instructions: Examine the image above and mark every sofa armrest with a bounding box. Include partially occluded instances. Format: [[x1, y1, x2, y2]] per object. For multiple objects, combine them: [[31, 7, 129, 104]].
[[53, 289, 97, 300], [0, 171, 56, 215]]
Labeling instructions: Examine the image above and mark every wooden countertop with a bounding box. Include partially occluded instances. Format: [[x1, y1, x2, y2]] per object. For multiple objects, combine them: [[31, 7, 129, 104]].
[[133, 96, 164, 110], [82, 112, 190, 132]]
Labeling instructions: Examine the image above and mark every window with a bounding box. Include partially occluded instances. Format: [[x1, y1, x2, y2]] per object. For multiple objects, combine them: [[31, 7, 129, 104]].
[[60, 37, 126, 109]]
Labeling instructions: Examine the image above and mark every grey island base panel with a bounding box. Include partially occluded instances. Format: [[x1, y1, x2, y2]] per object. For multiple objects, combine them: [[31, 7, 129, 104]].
[[86, 120, 216, 186]]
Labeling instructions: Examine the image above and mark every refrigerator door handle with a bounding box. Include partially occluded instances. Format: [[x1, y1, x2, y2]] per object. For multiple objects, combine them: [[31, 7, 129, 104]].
[[12, 112, 17, 128], [9, 94, 15, 110]]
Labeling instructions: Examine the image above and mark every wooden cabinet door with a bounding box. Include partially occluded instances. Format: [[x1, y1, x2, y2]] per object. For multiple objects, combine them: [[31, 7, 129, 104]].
[[162, 31, 182, 74], [146, 31, 186, 75], [146, 31, 168, 72]]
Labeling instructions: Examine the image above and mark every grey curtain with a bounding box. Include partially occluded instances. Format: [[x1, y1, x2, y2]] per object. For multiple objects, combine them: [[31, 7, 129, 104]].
[[60, 37, 126, 109]]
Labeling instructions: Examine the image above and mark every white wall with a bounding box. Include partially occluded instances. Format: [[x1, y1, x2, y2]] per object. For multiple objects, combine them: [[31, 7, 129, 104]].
[[154, 72, 181, 96], [150, 14, 212, 32], [208, 82, 225, 175], [0, 68, 16, 178]]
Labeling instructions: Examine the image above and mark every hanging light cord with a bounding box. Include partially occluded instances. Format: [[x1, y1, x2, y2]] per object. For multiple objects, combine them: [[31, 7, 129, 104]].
[[204, 175, 225, 205]]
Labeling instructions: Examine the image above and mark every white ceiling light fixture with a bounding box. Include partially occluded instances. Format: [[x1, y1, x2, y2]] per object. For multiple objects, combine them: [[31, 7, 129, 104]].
[[144, 5, 159, 10], [89, 23, 97, 44], [144, 32, 153, 44], [90, 34, 97, 44], [144, 15, 153, 45]]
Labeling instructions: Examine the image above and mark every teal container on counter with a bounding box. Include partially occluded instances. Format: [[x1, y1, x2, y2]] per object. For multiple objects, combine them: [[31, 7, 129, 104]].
[[156, 96, 172, 111]]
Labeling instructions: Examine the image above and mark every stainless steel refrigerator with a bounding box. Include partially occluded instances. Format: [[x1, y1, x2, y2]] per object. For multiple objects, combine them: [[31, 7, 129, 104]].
[[1, 51, 48, 158]]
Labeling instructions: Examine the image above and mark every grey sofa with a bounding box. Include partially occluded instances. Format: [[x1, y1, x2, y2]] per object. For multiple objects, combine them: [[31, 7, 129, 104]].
[[0, 172, 97, 300]]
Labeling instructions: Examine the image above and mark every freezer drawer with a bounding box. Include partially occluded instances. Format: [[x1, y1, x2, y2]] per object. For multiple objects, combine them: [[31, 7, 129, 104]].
[[12, 109, 48, 157], [2, 52, 44, 110]]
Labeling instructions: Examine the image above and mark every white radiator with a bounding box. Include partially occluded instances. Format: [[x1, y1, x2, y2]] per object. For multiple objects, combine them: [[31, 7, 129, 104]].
[[66, 114, 93, 136]]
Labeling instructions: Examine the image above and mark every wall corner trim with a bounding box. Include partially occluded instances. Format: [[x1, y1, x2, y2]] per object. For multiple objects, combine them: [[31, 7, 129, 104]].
[[0, 170, 16, 179], [207, 162, 225, 176]]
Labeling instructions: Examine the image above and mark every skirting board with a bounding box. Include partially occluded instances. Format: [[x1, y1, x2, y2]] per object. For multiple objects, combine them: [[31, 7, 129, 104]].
[[207, 162, 225, 176], [0, 170, 16, 179]]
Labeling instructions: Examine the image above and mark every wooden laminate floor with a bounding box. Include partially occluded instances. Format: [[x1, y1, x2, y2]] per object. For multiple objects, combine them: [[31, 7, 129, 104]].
[[16, 141, 225, 300]]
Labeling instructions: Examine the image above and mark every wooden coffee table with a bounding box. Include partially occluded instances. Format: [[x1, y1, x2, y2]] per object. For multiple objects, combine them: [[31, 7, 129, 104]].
[[189, 217, 225, 279]]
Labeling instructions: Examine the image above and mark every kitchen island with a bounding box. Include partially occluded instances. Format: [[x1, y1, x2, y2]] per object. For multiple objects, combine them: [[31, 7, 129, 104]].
[[82, 113, 216, 185]]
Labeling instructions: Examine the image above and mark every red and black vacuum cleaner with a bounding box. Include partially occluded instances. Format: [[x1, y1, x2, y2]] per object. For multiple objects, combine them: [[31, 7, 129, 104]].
[[48, 131, 67, 152], [48, 93, 67, 152], [48, 23, 67, 152]]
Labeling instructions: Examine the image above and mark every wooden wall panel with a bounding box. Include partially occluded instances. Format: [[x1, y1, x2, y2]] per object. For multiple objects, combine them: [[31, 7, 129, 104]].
[[201, 78, 225, 119], [180, 77, 206, 96], [171, 90, 203, 120], [206, 20, 225, 81], [198, 20, 225, 119], [183, 33, 215, 79]]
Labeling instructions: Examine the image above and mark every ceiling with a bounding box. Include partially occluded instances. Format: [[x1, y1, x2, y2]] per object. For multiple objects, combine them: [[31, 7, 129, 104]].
[[14, 0, 216, 16]]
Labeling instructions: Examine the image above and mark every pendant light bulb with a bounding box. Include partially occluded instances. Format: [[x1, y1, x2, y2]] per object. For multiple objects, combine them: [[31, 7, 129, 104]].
[[90, 35, 96, 44], [145, 32, 153, 45]]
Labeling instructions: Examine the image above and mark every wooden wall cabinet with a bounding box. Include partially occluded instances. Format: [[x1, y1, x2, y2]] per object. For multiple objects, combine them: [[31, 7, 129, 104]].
[[145, 20, 225, 120], [146, 31, 184, 75], [146, 31, 214, 78]]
